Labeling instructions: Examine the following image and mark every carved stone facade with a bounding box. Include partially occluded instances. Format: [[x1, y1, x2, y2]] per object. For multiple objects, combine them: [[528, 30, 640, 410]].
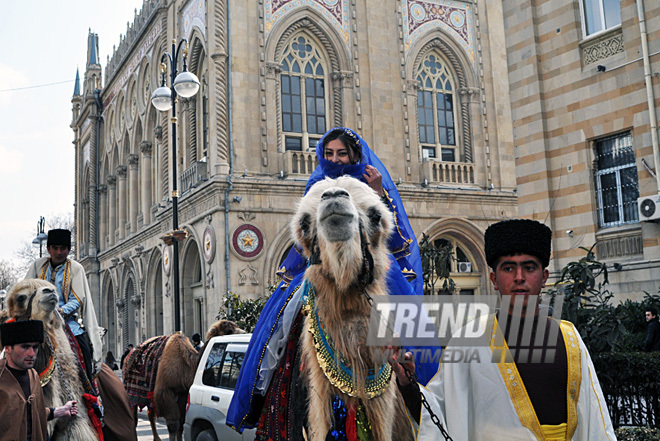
[[72, 0, 518, 355]]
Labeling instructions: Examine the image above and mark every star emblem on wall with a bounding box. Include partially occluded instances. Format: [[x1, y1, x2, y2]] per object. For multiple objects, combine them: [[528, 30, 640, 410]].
[[232, 224, 264, 260]]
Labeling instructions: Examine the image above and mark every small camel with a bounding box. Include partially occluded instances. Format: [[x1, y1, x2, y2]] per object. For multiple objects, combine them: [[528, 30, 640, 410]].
[[124, 319, 244, 441]]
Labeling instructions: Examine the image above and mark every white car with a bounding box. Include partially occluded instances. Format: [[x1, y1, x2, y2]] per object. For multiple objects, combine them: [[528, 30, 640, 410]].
[[184, 333, 256, 441]]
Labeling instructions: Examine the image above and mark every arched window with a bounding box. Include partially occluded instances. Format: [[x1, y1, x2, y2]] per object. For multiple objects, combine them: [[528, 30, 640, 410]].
[[416, 52, 458, 162], [280, 33, 328, 151]]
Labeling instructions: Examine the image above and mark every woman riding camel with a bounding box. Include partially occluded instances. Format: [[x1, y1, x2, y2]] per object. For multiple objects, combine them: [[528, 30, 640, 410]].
[[227, 127, 432, 434]]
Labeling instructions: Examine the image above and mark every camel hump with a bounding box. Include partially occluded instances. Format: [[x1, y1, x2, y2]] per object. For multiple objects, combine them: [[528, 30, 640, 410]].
[[206, 319, 246, 341]]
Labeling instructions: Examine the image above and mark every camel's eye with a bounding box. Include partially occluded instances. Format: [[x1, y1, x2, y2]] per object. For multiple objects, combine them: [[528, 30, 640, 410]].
[[17, 294, 27, 304], [367, 206, 382, 229]]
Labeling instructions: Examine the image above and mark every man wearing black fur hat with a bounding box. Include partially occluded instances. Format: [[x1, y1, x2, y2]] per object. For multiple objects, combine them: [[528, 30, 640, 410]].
[[0, 320, 78, 441], [24, 228, 103, 383], [392, 219, 615, 440]]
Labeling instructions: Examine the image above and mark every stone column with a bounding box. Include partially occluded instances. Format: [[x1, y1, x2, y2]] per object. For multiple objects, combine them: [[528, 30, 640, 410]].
[[140, 141, 153, 226], [89, 112, 98, 256], [458, 87, 479, 163], [128, 154, 139, 233], [98, 184, 107, 250], [116, 165, 127, 240], [107, 175, 117, 246]]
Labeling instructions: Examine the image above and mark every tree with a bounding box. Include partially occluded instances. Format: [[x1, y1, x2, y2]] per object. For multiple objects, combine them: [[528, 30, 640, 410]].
[[217, 289, 273, 333], [0, 259, 20, 291], [547, 244, 625, 353]]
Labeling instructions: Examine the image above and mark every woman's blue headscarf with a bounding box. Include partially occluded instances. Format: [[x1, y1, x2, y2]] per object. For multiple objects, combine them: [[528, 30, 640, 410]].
[[227, 128, 432, 432]]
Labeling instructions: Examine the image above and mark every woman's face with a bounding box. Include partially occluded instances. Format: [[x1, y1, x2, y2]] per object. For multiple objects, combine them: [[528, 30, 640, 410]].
[[324, 139, 352, 165]]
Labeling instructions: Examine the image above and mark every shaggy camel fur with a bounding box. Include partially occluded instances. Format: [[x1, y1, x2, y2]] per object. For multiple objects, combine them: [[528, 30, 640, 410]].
[[131, 320, 245, 441], [292, 176, 413, 441], [6, 279, 100, 441]]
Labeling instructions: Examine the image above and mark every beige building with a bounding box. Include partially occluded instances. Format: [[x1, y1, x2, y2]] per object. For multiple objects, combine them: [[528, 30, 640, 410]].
[[503, 0, 660, 299], [72, 0, 518, 355]]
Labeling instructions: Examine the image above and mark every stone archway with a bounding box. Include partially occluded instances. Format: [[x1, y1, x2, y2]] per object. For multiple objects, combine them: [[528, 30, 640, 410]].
[[124, 274, 140, 347], [181, 240, 204, 338], [147, 256, 164, 337]]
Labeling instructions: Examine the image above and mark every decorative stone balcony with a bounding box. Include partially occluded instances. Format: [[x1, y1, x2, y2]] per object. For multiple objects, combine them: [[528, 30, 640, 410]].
[[180, 160, 208, 194], [421, 160, 475, 186], [283, 150, 318, 176]]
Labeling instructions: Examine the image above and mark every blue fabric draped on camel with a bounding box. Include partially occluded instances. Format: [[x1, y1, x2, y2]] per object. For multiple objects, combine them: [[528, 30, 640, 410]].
[[227, 128, 435, 432]]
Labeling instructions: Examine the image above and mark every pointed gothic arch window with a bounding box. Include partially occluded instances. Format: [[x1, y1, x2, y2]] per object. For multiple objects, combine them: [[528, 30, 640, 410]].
[[280, 33, 328, 151], [416, 52, 459, 162]]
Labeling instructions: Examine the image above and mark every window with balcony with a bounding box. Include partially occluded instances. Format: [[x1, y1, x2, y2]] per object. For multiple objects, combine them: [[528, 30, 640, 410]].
[[581, 0, 621, 37], [416, 52, 458, 162], [594, 132, 639, 228], [280, 33, 328, 151]]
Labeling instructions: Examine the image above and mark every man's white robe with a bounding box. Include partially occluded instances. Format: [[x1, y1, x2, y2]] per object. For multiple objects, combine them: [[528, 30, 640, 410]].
[[25, 257, 103, 376], [415, 317, 616, 441]]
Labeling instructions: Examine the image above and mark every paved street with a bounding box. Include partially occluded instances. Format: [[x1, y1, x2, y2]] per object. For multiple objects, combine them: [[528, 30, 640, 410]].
[[136, 407, 169, 440]]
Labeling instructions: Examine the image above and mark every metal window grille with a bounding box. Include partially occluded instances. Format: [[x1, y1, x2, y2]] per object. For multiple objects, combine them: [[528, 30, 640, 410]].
[[595, 132, 639, 228]]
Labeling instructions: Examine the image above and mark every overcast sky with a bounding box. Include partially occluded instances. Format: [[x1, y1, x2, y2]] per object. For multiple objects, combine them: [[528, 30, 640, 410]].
[[0, 1, 144, 263]]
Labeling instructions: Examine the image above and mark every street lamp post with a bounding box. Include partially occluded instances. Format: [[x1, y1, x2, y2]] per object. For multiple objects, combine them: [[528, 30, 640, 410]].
[[32, 216, 48, 258], [151, 39, 200, 332], [0, 289, 6, 311]]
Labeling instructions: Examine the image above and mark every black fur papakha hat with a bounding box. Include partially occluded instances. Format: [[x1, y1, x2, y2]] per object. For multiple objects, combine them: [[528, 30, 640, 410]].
[[485, 219, 552, 269], [47, 229, 71, 247], [0, 320, 44, 347]]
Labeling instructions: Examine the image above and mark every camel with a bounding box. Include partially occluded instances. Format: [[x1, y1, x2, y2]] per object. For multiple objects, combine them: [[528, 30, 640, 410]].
[[291, 176, 413, 441], [4, 279, 101, 440], [124, 319, 244, 441]]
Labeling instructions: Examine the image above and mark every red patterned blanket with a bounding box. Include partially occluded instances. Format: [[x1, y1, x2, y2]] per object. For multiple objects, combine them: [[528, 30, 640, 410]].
[[122, 335, 171, 409]]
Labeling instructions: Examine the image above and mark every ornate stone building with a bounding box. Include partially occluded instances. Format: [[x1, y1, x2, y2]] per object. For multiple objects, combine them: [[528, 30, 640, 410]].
[[72, 0, 517, 355], [503, 0, 660, 299]]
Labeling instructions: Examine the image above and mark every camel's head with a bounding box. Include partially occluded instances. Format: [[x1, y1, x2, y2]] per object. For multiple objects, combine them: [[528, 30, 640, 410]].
[[7, 279, 59, 324], [292, 176, 393, 293]]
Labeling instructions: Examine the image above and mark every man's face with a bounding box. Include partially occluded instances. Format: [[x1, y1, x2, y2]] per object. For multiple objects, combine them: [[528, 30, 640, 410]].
[[490, 254, 549, 317], [646, 311, 656, 322], [47, 244, 71, 266], [5, 342, 40, 370]]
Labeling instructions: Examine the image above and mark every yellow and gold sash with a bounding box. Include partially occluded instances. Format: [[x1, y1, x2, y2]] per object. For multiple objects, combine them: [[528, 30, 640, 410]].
[[490, 317, 581, 441]]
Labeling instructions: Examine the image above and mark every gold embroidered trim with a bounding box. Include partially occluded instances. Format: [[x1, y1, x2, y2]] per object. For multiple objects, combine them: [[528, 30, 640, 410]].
[[39, 261, 49, 280], [306, 285, 392, 399], [381, 189, 413, 250], [560, 320, 581, 440], [491, 316, 545, 440]]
